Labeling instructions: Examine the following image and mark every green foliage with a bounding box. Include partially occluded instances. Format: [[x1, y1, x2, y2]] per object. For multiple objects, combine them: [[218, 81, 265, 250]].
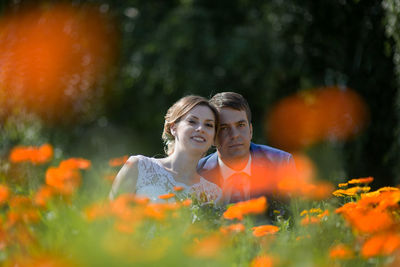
[[0, 0, 399, 184]]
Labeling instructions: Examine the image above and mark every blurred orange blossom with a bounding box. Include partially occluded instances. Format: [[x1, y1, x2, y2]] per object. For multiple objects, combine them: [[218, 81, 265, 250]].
[[329, 244, 354, 259], [0, 3, 117, 123], [109, 155, 129, 167], [265, 86, 369, 150], [252, 225, 279, 237], [9, 144, 53, 164], [223, 196, 267, 220]]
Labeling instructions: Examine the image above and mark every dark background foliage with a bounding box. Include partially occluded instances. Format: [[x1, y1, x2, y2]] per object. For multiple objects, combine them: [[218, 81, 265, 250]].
[[1, 0, 399, 187]]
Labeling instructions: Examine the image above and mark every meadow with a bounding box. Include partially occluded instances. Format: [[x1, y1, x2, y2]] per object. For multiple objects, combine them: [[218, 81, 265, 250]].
[[0, 144, 398, 267]]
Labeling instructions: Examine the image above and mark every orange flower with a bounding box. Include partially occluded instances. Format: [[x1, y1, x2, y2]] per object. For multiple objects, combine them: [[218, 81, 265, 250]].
[[34, 185, 55, 207], [348, 177, 374, 185], [0, 185, 10, 205], [45, 166, 81, 195], [358, 191, 400, 210], [252, 225, 279, 237], [85, 202, 110, 221], [265, 86, 368, 150], [333, 186, 370, 197], [300, 209, 329, 226], [378, 187, 400, 192], [158, 193, 175, 200], [59, 158, 91, 170], [173, 186, 184, 192], [300, 216, 321, 225], [220, 223, 245, 235], [144, 203, 166, 220], [250, 255, 274, 267], [110, 194, 145, 220], [9, 253, 78, 267], [181, 199, 192, 206], [329, 244, 354, 259], [362, 232, 400, 258], [338, 183, 348, 188], [336, 202, 395, 234], [7, 196, 40, 226], [223, 196, 267, 220], [9, 144, 53, 164], [187, 234, 223, 259], [108, 155, 129, 167]]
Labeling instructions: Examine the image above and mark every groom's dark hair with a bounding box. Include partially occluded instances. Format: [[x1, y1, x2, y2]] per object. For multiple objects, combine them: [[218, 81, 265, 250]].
[[209, 92, 252, 123]]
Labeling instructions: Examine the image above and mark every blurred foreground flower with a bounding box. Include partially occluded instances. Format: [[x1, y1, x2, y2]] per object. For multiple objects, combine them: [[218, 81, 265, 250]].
[[9, 144, 53, 164], [252, 225, 279, 237], [329, 244, 354, 259], [45, 158, 91, 195], [108, 155, 129, 167], [223, 196, 267, 220], [250, 255, 275, 267], [265, 86, 369, 150], [0, 3, 118, 123]]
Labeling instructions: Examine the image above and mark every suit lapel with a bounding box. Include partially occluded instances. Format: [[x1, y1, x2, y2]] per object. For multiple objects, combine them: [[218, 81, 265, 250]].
[[198, 153, 224, 187]]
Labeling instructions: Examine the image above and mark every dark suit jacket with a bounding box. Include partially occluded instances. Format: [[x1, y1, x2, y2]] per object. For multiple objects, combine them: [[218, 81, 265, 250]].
[[197, 142, 295, 201]]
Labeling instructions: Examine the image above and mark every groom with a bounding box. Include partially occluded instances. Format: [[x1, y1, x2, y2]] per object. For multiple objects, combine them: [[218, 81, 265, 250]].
[[197, 92, 295, 204]]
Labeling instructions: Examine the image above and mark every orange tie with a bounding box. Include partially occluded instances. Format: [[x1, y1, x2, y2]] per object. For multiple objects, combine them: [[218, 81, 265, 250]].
[[223, 172, 251, 203]]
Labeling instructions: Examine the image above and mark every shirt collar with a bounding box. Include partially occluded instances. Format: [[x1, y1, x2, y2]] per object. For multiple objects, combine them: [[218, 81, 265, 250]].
[[218, 154, 252, 180]]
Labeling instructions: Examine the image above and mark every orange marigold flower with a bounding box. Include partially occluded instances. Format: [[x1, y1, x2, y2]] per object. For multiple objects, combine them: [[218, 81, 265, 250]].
[[45, 166, 82, 195], [34, 185, 55, 207], [338, 183, 348, 188], [85, 202, 110, 221], [110, 194, 143, 220], [362, 232, 400, 258], [223, 196, 267, 220], [358, 191, 400, 210], [108, 155, 129, 167], [59, 158, 91, 170], [348, 176, 374, 185], [158, 193, 175, 200], [300, 181, 335, 200], [144, 203, 166, 220], [252, 225, 279, 237], [336, 203, 395, 234], [133, 195, 150, 205], [173, 186, 184, 192], [329, 244, 354, 259], [181, 199, 192, 206], [300, 216, 321, 225], [250, 255, 274, 267], [187, 234, 223, 259], [220, 223, 245, 235], [378, 187, 400, 192], [9, 144, 53, 164], [333, 186, 370, 197], [9, 253, 77, 267], [7, 196, 40, 226], [0, 185, 10, 205]]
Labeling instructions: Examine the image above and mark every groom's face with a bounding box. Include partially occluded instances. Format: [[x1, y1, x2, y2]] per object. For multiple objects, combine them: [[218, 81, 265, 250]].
[[215, 107, 252, 162]]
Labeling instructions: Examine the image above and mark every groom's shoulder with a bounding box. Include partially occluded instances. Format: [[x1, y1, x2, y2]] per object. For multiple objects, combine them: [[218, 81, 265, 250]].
[[197, 152, 218, 171], [251, 142, 292, 162]]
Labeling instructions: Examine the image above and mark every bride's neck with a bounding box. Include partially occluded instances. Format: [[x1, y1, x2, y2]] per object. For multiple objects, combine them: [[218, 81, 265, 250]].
[[163, 151, 200, 181]]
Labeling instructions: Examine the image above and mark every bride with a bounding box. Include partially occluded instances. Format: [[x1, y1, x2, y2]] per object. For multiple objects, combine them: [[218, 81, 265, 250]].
[[109, 95, 222, 203]]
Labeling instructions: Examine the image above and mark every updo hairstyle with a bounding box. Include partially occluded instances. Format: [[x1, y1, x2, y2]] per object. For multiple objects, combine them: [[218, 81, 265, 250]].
[[162, 95, 219, 155]]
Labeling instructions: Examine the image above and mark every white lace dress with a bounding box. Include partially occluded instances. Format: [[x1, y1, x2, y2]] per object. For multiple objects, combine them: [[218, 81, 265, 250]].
[[132, 155, 222, 203]]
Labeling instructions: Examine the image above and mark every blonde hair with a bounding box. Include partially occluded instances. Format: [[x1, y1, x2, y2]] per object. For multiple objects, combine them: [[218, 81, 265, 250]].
[[162, 95, 219, 155]]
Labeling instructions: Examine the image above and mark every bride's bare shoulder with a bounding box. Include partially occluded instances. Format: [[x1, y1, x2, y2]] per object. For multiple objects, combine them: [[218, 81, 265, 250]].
[[109, 155, 140, 200]]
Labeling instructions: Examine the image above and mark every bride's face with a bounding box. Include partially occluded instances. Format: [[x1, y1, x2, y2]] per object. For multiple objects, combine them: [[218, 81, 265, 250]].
[[172, 105, 216, 155]]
